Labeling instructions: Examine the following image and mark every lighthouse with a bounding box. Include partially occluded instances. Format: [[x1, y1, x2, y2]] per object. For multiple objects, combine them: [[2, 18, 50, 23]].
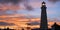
[[40, 1, 48, 30]]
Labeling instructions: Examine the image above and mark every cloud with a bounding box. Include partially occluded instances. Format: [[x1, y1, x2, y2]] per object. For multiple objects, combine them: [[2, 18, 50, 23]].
[[0, 0, 23, 4], [0, 0, 34, 15], [29, 2, 41, 8], [27, 22, 40, 25], [28, 0, 56, 8], [0, 0, 33, 10], [48, 0, 60, 3], [0, 15, 60, 28], [24, 4, 33, 10], [0, 22, 15, 26]]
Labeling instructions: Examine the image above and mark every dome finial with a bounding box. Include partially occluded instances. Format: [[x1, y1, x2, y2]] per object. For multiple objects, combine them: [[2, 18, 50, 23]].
[[42, 1, 46, 5], [42, 1, 46, 4]]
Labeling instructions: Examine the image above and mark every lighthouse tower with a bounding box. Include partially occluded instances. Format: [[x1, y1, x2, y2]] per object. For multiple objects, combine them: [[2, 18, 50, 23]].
[[40, 1, 48, 30]]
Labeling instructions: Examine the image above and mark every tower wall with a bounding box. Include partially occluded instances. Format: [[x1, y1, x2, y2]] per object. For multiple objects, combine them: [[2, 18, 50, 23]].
[[40, 2, 48, 30]]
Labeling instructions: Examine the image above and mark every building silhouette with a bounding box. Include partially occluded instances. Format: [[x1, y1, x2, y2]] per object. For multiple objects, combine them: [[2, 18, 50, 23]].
[[51, 22, 60, 30], [40, 1, 48, 30]]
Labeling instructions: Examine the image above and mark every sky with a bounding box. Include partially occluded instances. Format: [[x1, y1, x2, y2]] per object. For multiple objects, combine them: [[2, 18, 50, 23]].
[[0, 0, 60, 28], [0, 0, 60, 20]]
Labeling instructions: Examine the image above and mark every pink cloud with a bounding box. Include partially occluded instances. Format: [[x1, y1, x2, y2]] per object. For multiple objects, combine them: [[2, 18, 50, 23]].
[[28, 1, 41, 8]]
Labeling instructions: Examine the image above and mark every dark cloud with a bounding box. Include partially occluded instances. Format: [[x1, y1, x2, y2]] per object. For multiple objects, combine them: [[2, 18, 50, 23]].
[[0, 0, 33, 11], [27, 22, 40, 25], [0, 22, 15, 26], [8, 0, 23, 4], [0, 0, 22, 4], [48, 0, 60, 3], [26, 6, 33, 10], [24, 0, 33, 11], [24, 4, 33, 10]]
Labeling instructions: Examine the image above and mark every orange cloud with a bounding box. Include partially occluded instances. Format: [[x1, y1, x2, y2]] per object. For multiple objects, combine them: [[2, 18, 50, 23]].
[[0, 15, 60, 29]]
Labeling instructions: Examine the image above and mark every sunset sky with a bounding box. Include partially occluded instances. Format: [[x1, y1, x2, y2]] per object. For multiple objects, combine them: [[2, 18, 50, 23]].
[[0, 0, 60, 19], [0, 0, 60, 29]]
